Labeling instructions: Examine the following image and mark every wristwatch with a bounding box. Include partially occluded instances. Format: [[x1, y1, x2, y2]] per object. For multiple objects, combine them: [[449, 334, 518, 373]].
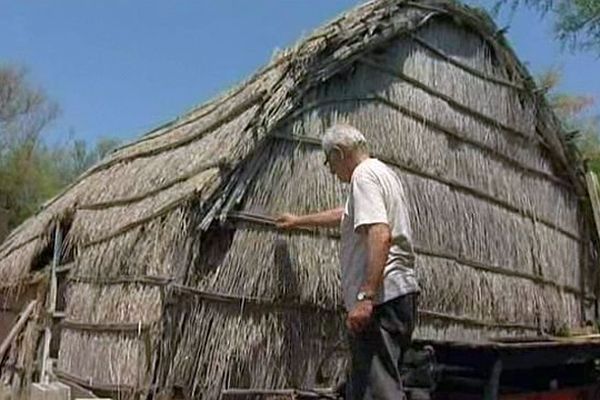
[[356, 291, 374, 302]]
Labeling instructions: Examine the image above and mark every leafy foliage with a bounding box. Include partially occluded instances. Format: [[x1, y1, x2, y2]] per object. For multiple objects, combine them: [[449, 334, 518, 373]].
[[537, 68, 600, 172], [0, 65, 120, 238], [494, 0, 600, 53]]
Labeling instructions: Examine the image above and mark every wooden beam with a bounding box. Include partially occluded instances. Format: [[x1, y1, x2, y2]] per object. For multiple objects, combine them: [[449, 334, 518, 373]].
[[41, 223, 62, 384], [227, 210, 592, 300], [409, 34, 526, 91], [170, 282, 539, 332], [59, 320, 151, 334], [78, 161, 223, 210], [270, 129, 579, 242], [54, 369, 140, 394], [69, 274, 172, 286], [360, 58, 537, 145], [221, 387, 337, 399], [0, 300, 37, 364], [483, 359, 502, 400]]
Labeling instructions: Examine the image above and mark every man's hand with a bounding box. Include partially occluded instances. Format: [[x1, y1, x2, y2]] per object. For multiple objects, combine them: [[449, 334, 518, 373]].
[[275, 208, 343, 229], [276, 213, 300, 229], [346, 300, 374, 334]]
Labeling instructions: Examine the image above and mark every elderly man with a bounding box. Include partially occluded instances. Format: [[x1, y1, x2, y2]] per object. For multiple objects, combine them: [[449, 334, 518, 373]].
[[276, 123, 419, 400]]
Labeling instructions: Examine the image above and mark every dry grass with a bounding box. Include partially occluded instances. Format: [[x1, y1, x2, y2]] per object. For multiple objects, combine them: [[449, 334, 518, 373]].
[[160, 299, 346, 399], [0, 240, 45, 286], [0, 309, 41, 391], [65, 283, 162, 324], [0, 0, 594, 397], [58, 330, 151, 387], [69, 207, 192, 279], [238, 138, 582, 290], [416, 255, 581, 329], [193, 227, 341, 308], [415, 321, 533, 342]]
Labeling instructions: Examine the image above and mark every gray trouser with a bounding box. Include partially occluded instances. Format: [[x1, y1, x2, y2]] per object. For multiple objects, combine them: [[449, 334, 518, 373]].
[[346, 293, 418, 400]]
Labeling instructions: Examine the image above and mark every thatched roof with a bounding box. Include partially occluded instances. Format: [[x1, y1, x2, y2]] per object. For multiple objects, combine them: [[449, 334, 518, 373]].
[[0, 0, 596, 397], [0, 0, 581, 281]]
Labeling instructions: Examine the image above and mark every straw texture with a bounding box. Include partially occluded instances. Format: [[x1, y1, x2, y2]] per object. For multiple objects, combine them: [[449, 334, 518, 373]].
[[0, 0, 596, 397]]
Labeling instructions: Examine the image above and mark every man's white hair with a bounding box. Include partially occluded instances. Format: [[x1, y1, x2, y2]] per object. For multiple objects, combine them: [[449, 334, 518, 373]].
[[322, 123, 368, 153]]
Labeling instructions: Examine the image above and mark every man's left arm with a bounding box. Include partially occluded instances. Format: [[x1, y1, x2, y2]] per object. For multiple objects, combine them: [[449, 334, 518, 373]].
[[345, 167, 393, 333], [346, 223, 392, 333], [361, 223, 392, 297]]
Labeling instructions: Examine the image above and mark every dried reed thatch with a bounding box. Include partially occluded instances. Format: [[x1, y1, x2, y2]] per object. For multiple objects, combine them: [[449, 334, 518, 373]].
[[0, 0, 597, 398]]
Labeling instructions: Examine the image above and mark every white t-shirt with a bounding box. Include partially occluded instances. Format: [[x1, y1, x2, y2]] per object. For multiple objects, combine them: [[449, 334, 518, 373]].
[[340, 158, 419, 310]]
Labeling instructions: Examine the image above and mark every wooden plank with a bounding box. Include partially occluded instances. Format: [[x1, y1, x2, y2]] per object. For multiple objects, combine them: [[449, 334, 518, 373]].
[[0, 300, 37, 364], [59, 320, 150, 334], [221, 387, 336, 399], [41, 224, 62, 384], [483, 359, 502, 400], [585, 172, 600, 239], [228, 210, 591, 300], [55, 369, 160, 396], [54, 378, 98, 400], [269, 131, 579, 240]]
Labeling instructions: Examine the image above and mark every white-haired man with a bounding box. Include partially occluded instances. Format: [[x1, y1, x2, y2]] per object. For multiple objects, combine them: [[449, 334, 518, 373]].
[[277, 123, 419, 400]]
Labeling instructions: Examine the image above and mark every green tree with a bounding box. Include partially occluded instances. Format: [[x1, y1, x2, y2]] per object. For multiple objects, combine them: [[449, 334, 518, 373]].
[[537, 68, 600, 172], [49, 136, 120, 186], [0, 65, 120, 236], [0, 66, 59, 151], [494, 0, 600, 52], [0, 65, 60, 231]]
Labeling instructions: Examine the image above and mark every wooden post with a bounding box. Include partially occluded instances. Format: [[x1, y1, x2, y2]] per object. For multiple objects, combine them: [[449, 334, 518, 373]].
[[585, 172, 600, 240], [585, 172, 600, 311], [40, 223, 62, 384], [581, 218, 589, 325], [0, 207, 8, 243], [0, 300, 37, 364], [483, 359, 502, 400]]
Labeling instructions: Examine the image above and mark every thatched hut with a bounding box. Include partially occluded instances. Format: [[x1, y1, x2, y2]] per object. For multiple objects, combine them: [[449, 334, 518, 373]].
[[0, 0, 598, 398]]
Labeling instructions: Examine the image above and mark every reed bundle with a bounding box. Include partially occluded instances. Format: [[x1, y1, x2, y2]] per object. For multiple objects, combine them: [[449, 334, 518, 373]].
[[0, 0, 595, 397]]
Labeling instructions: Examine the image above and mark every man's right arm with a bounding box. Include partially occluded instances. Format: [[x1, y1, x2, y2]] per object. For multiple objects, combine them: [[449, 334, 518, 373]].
[[276, 207, 344, 229]]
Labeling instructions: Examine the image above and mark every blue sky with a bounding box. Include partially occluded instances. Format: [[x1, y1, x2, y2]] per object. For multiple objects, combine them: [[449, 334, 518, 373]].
[[0, 0, 598, 146]]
